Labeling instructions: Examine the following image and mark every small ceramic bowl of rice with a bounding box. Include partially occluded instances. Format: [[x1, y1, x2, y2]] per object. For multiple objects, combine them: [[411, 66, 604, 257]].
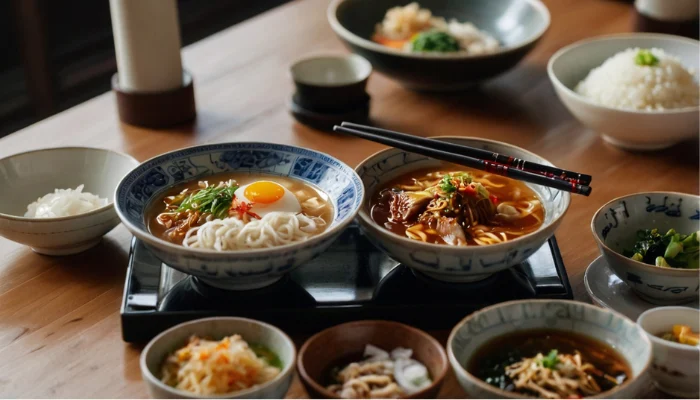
[[548, 33, 700, 151], [0, 147, 139, 255]]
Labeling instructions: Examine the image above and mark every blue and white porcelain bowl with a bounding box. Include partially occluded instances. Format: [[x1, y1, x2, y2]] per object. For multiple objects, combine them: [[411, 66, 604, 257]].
[[115, 143, 363, 290], [448, 299, 653, 399], [355, 137, 570, 283], [592, 192, 700, 305]]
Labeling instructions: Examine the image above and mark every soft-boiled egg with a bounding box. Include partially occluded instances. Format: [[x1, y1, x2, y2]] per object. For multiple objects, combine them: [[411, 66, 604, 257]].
[[233, 180, 301, 217]]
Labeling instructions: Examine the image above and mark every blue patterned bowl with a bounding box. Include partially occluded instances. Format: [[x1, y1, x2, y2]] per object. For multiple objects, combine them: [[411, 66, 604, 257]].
[[355, 137, 570, 283], [592, 192, 700, 305], [448, 299, 653, 398], [114, 143, 363, 290]]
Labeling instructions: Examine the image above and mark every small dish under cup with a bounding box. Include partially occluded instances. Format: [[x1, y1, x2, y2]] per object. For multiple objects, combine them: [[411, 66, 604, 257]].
[[585, 256, 700, 321], [637, 307, 700, 398], [289, 92, 370, 131], [290, 54, 372, 113]]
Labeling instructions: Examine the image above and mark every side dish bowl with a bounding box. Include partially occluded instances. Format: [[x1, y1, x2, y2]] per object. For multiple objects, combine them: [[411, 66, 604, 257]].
[[637, 307, 700, 398], [140, 317, 296, 399], [355, 136, 569, 283], [114, 142, 364, 290], [0, 147, 139, 255], [328, 0, 550, 91], [448, 299, 653, 398], [297, 320, 448, 399], [591, 192, 700, 305], [548, 33, 700, 151]]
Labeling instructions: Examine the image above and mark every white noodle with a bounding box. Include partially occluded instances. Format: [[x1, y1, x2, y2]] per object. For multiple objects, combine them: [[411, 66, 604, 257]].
[[183, 212, 326, 251]]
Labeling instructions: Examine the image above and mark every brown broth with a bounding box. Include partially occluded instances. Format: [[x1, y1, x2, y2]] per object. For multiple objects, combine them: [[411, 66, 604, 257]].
[[146, 173, 333, 244], [369, 165, 544, 246], [467, 329, 631, 396]]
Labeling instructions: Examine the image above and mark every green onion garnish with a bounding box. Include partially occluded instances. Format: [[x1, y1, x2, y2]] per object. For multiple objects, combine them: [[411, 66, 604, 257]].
[[635, 49, 659, 67]]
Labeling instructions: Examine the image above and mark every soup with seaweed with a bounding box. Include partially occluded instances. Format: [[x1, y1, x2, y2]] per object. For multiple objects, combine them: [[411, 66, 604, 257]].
[[370, 165, 544, 246], [467, 329, 631, 398], [147, 173, 333, 250]]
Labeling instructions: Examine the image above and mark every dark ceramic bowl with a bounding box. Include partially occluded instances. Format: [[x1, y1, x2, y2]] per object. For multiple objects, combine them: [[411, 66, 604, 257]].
[[297, 320, 448, 399], [291, 54, 372, 112], [328, 0, 550, 91]]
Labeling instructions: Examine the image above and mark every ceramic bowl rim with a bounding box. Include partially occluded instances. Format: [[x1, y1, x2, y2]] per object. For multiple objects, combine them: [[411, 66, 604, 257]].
[[296, 319, 449, 399], [446, 299, 653, 399], [355, 135, 571, 251], [590, 191, 700, 276], [547, 32, 700, 115], [637, 306, 700, 353], [114, 142, 365, 256], [0, 146, 139, 222], [139, 316, 297, 399], [327, 0, 551, 60], [290, 52, 373, 87]]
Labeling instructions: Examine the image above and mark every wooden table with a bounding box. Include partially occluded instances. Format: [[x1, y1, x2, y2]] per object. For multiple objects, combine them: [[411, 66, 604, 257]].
[[0, 0, 697, 397]]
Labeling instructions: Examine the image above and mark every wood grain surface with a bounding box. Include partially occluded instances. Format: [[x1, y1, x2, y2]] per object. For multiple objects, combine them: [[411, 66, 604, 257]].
[[0, 0, 697, 397]]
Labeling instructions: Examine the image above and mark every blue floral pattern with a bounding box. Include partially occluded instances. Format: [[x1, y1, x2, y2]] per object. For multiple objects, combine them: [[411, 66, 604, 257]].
[[116, 143, 363, 229]]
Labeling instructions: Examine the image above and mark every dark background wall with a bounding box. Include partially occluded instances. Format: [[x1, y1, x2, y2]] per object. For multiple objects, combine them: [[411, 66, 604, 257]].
[[0, 0, 290, 138]]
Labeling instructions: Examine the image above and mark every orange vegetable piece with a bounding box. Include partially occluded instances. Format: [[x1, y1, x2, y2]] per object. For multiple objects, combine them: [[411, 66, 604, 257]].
[[673, 325, 699, 346]]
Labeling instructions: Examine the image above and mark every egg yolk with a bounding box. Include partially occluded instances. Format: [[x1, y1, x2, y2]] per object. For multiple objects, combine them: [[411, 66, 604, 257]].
[[243, 181, 285, 204]]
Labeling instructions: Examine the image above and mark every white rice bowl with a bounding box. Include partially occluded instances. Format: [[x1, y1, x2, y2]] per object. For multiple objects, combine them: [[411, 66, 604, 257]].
[[575, 47, 699, 111]]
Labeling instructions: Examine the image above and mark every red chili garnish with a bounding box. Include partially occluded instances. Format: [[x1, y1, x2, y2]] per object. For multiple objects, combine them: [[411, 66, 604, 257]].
[[489, 194, 499, 204], [229, 200, 261, 220], [460, 185, 477, 197]]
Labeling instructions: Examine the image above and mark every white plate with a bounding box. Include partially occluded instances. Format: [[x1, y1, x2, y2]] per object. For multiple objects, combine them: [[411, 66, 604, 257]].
[[585, 256, 700, 320]]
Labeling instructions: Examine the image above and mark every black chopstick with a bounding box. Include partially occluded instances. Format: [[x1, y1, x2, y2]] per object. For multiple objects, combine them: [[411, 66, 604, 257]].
[[334, 125, 592, 196], [341, 122, 592, 186]]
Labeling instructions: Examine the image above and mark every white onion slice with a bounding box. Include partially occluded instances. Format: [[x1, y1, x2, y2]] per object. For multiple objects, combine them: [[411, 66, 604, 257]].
[[393, 358, 431, 394], [390, 347, 413, 360], [363, 344, 390, 361]]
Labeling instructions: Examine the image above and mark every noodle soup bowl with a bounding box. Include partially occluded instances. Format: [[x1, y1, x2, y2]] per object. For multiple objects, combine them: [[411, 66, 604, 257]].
[[448, 299, 653, 398], [355, 137, 570, 283], [115, 142, 363, 290], [141, 317, 296, 398]]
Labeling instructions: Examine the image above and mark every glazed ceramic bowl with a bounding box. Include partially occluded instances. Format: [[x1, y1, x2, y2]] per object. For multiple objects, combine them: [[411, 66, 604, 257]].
[[591, 192, 700, 305], [291, 54, 372, 112], [355, 136, 570, 283], [637, 306, 700, 398], [140, 317, 296, 399], [115, 142, 363, 290], [0, 147, 139, 255], [297, 320, 448, 398], [328, 0, 550, 91], [448, 299, 653, 398], [548, 33, 700, 151]]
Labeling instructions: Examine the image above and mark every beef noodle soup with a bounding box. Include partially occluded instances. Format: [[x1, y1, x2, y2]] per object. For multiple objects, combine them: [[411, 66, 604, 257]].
[[369, 165, 544, 246], [146, 173, 333, 251]]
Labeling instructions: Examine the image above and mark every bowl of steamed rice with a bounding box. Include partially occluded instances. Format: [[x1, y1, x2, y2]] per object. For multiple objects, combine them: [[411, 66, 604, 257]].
[[140, 317, 296, 399], [328, 0, 550, 91], [114, 142, 364, 290], [548, 33, 700, 151], [0, 147, 139, 255]]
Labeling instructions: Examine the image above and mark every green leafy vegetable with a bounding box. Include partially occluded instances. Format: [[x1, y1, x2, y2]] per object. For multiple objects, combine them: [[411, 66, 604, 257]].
[[539, 350, 559, 369], [635, 49, 659, 67], [411, 31, 460, 53], [175, 181, 238, 219], [624, 228, 699, 269], [440, 174, 457, 193]]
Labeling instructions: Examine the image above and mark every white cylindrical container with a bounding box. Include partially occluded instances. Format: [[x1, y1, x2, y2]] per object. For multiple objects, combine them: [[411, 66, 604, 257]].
[[109, 0, 184, 92]]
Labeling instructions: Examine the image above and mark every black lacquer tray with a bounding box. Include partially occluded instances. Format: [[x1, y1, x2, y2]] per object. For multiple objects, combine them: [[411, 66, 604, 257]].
[[121, 225, 572, 343]]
